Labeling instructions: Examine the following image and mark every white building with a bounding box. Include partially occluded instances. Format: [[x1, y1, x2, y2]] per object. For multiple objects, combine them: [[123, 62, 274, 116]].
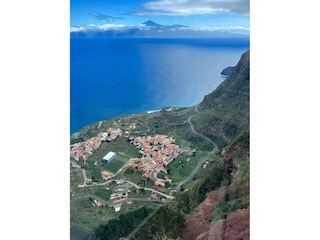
[[103, 151, 116, 162], [114, 204, 122, 212]]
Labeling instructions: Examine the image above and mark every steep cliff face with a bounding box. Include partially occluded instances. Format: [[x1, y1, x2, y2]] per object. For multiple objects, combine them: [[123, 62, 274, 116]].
[[208, 208, 249, 240], [193, 51, 249, 146], [181, 132, 249, 240], [179, 51, 250, 238]]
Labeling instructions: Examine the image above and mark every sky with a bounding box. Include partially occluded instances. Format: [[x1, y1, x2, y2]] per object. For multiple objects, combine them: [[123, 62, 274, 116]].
[[70, 0, 249, 32]]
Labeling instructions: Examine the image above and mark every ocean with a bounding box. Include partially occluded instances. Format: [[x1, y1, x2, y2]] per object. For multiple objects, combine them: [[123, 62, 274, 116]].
[[71, 38, 249, 134]]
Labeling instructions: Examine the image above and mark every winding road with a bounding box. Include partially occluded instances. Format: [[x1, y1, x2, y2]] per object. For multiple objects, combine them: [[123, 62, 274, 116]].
[[124, 180, 175, 200], [84, 179, 174, 200], [187, 115, 219, 153], [72, 194, 164, 207], [172, 106, 219, 191]]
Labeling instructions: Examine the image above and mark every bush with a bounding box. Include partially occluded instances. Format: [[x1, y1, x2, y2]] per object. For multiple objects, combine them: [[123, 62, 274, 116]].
[[94, 188, 111, 201]]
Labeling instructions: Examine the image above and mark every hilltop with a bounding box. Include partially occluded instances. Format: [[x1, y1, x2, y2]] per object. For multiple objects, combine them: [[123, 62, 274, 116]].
[[142, 20, 163, 27]]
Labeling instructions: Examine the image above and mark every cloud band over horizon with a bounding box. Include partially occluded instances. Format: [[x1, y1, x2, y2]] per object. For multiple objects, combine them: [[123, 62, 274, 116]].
[[70, 23, 249, 36]]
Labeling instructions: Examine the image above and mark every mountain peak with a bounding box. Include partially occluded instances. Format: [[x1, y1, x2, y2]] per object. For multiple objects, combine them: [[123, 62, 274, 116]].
[[143, 20, 162, 27]]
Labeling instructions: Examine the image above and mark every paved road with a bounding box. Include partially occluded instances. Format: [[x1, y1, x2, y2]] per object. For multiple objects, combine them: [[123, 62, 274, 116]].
[[195, 104, 200, 113], [172, 106, 219, 191], [172, 152, 213, 191], [149, 149, 187, 182], [71, 161, 89, 186], [187, 115, 219, 153], [82, 179, 174, 200], [113, 198, 165, 206], [72, 194, 165, 207], [124, 180, 175, 200]]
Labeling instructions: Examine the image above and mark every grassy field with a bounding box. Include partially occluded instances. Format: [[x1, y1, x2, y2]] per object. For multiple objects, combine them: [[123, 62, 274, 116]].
[[123, 169, 143, 185], [70, 198, 115, 234], [167, 151, 207, 182], [71, 189, 161, 234], [83, 136, 138, 177], [87, 137, 140, 163], [102, 155, 128, 173]]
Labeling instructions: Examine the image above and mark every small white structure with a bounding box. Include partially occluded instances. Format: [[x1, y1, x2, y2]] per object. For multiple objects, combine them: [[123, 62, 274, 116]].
[[114, 204, 122, 212], [103, 151, 116, 162]]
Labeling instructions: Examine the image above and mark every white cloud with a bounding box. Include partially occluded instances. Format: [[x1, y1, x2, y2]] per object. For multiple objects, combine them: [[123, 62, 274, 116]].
[[70, 23, 249, 36], [180, 25, 250, 35], [70, 24, 150, 33], [135, 0, 249, 16]]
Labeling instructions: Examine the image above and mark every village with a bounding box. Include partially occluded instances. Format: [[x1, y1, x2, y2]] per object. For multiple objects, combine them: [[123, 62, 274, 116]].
[[128, 135, 191, 187], [70, 122, 196, 213]]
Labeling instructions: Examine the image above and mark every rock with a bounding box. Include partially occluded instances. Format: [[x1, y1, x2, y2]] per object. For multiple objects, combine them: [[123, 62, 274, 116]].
[[220, 66, 234, 76]]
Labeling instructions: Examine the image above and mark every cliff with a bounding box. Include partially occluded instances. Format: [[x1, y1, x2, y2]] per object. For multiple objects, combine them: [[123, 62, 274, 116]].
[[192, 50, 249, 146]]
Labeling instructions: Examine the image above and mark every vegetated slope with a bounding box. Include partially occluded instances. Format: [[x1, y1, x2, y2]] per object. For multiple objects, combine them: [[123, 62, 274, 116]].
[[94, 207, 154, 240], [194, 50, 249, 146]]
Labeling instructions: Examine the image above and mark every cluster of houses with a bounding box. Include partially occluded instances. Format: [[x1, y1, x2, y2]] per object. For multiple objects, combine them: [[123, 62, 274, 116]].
[[98, 128, 122, 141], [70, 128, 122, 162], [129, 135, 178, 158], [128, 135, 182, 187], [123, 122, 138, 137]]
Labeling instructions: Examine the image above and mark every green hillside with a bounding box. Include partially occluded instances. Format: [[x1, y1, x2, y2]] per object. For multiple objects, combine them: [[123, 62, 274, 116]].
[[193, 50, 250, 146]]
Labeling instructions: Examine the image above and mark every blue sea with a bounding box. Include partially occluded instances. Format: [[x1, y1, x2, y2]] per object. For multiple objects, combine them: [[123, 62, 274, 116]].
[[71, 38, 249, 134]]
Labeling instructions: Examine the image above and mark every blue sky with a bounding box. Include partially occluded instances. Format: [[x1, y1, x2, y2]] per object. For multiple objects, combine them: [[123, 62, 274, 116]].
[[70, 0, 249, 28]]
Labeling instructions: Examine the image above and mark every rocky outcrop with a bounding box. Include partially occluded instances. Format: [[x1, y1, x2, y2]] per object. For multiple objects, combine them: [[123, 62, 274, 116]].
[[208, 209, 249, 240], [182, 187, 228, 240], [220, 66, 234, 76], [182, 183, 248, 240]]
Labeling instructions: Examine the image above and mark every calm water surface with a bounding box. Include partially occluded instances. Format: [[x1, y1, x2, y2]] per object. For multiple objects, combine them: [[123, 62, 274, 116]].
[[71, 38, 249, 133]]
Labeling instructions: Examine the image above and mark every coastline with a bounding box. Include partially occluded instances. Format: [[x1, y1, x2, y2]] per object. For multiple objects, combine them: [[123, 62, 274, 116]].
[[71, 108, 166, 136], [146, 109, 161, 114], [71, 105, 198, 136]]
